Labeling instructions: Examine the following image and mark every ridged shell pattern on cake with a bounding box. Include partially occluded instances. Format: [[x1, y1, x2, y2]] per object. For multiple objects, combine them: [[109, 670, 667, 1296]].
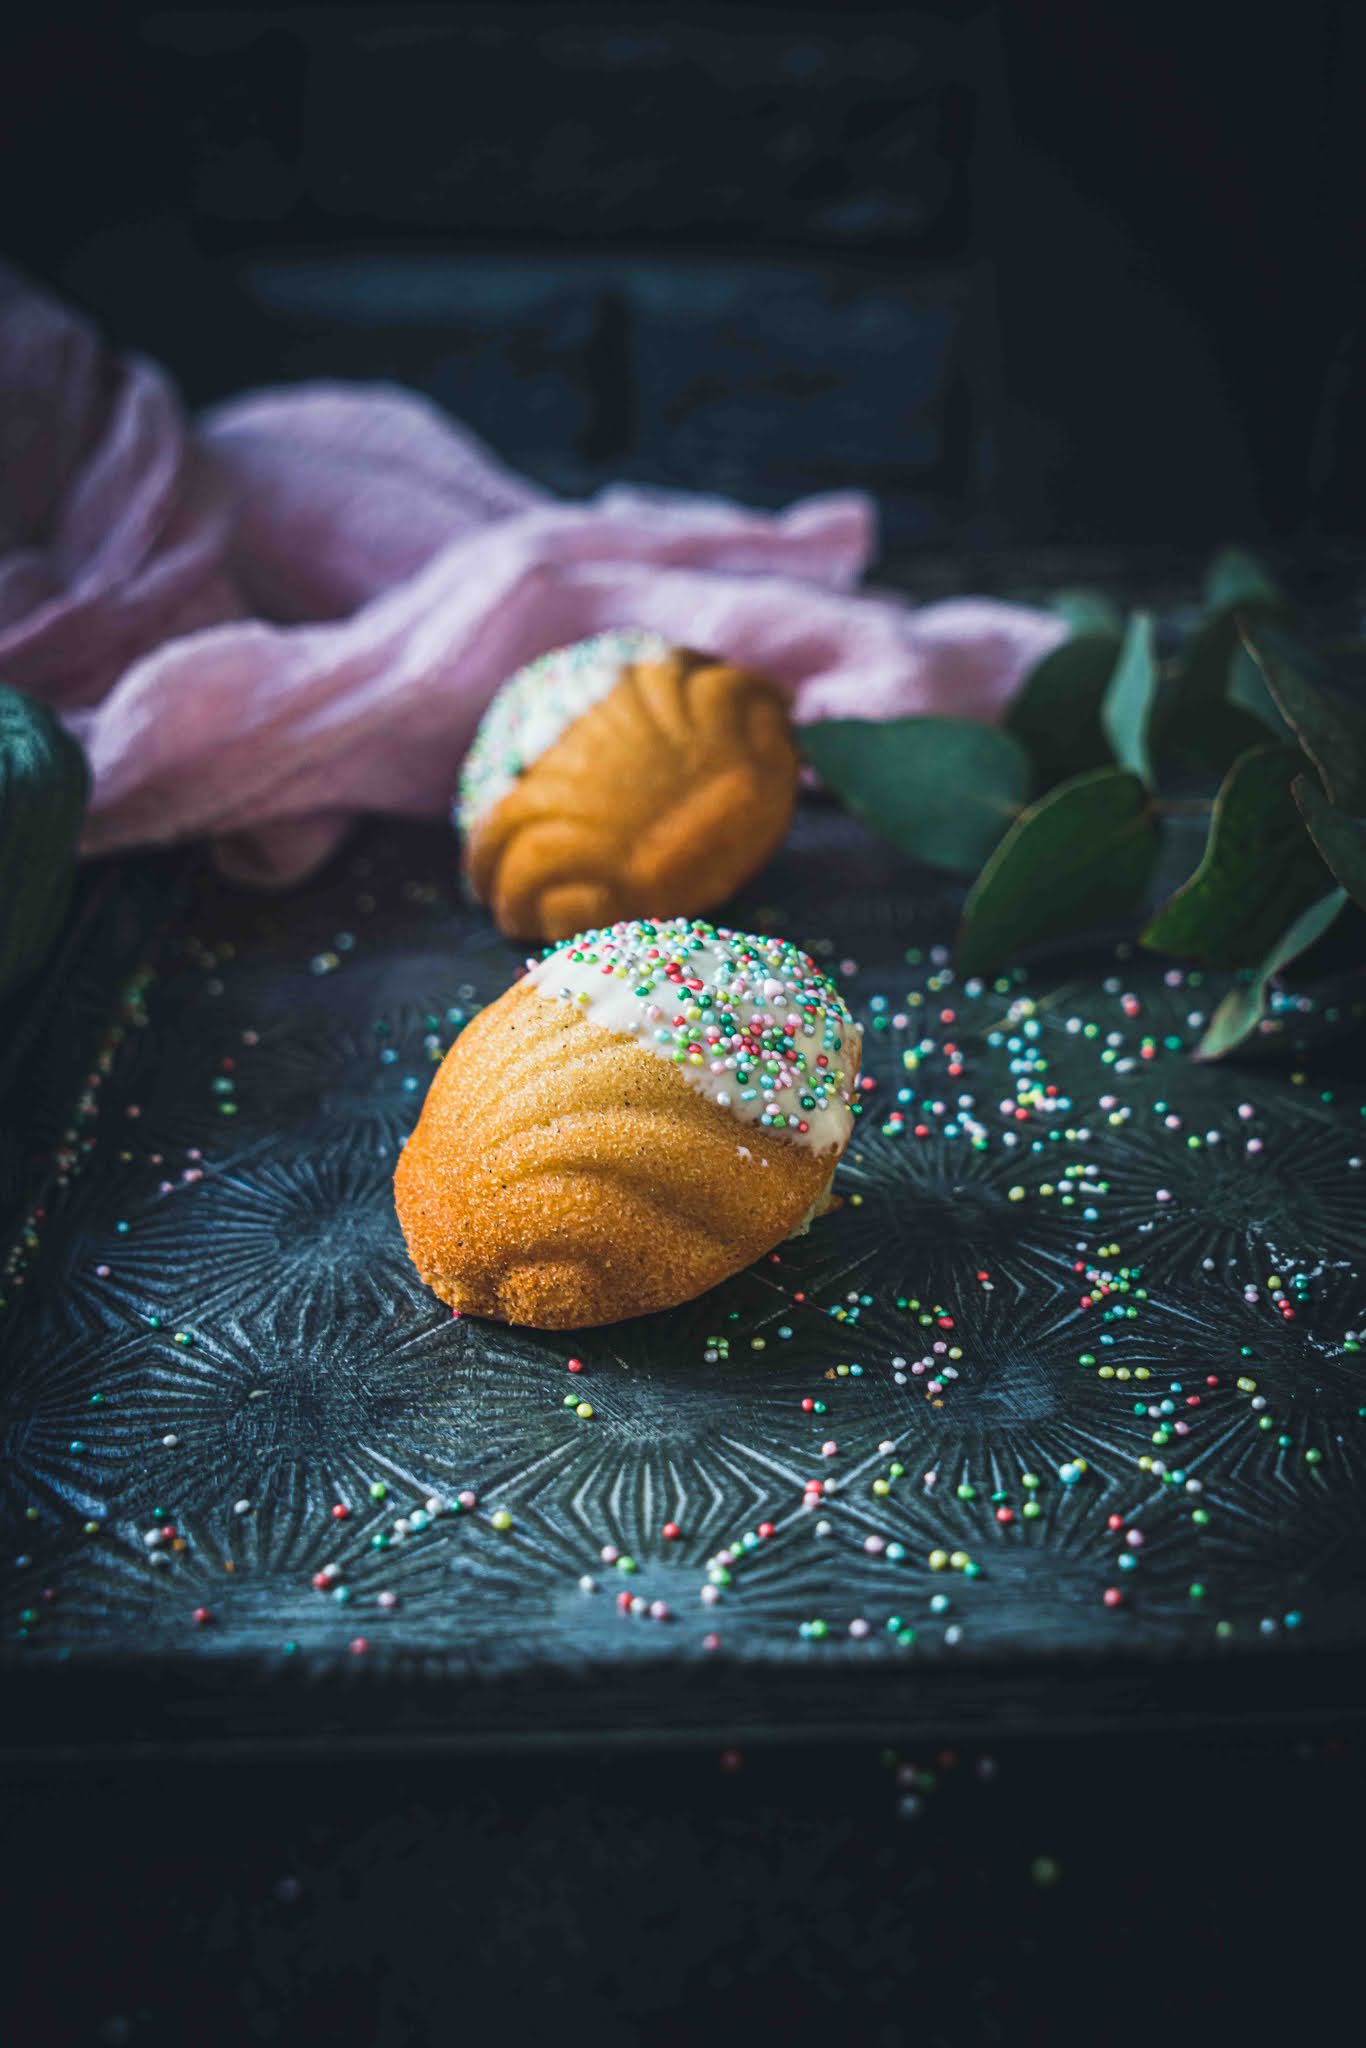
[[457, 628, 670, 832]]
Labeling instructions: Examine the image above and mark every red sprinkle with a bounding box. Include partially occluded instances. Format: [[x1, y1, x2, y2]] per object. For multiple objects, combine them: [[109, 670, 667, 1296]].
[[192, 1607, 212, 1625], [567, 1358, 584, 1374], [331, 1504, 349, 1521], [1103, 1588, 1123, 1609], [662, 1522, 681, 1541]]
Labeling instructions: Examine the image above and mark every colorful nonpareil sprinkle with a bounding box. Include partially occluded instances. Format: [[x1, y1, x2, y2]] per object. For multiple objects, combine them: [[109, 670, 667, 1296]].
[[526, 915, 862, 1149]]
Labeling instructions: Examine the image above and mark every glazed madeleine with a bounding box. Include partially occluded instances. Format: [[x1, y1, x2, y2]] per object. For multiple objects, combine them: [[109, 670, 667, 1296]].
[[394, 918, 862, 1329], [457, 631, 799, 943]]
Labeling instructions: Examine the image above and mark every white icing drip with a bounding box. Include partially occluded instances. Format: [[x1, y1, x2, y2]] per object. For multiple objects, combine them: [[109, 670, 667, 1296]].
[[457, 628, 671, 832], [525, 919, 861, 1154]]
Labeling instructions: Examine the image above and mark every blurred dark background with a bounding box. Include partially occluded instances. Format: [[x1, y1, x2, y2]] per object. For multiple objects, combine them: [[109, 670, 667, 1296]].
[[4, 0, 1362, 571]]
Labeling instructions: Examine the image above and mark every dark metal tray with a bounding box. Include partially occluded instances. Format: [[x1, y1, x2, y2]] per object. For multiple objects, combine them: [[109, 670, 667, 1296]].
[[4, 809, 1365, 1758]]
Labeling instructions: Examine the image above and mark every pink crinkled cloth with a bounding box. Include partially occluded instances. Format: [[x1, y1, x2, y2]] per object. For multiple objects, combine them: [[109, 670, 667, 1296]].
[[0, 265, 1064, 886]]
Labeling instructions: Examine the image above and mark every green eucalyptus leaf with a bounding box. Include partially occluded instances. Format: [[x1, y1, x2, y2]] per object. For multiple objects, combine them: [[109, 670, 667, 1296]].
[[1140, 745, 1331, 967], [1156, 614, 1257, 774], [801, 716, 1031, 876], [1293, 773, 1366, 908], [1004, 631, 1120, 787], [1156, 554, 1289, 774], [1050, 588, 1124, 637], [1101, 612, 1158, 785], [1241, 623, 1366, 813], [0, 687, 90, 1003], [1227, 641, 1293, 738], [1158, 694, 1283, 780], [956, 766, 1159, 977], [1160, 631, 1249, 770], [1202, 545, 1287, 617], [1195, 887, 1348, 1061]]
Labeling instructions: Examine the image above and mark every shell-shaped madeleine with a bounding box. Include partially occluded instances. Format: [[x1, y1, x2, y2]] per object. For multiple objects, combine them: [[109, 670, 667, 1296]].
[[465, 648, 799, 942], [393, 980, 844, 1328]]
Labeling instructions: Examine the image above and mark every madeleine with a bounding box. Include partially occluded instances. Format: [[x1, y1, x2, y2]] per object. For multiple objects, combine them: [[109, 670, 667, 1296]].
[[394, 917, 861, 1328], [457, 631, 799, 942]]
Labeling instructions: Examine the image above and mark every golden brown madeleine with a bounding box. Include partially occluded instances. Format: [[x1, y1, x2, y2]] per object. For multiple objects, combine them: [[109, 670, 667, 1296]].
[[458, 630, 799, 943], [394, 917, 861, 1329]]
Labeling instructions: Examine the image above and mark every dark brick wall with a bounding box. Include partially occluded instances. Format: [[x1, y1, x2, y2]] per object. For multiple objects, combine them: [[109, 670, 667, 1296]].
[[228, 250, 987, 537], [3, 3, 1358, 551]]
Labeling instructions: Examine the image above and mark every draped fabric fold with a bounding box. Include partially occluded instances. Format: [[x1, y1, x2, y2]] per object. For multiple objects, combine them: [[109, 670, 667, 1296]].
[[1, 266, 1063, 885]]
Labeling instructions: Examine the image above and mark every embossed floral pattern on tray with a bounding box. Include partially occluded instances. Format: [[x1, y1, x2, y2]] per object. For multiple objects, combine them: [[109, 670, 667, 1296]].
[[2, 810, 1365, 1745]]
